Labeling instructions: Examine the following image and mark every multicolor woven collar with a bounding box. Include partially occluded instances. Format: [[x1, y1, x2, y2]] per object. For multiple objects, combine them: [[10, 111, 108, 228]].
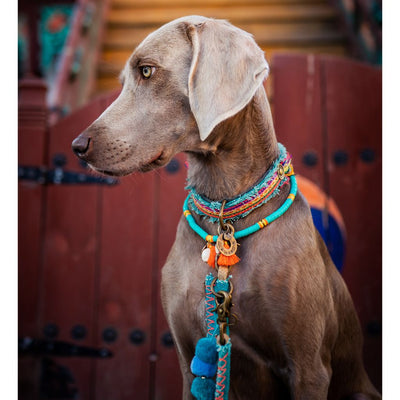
[[186, 143, 293, 223]]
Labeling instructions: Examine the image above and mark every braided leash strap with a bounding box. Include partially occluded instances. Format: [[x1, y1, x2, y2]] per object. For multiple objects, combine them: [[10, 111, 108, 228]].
[[206, 274, 231, 400], [190, 274, 232, 400], [215, 339, 231, 400]]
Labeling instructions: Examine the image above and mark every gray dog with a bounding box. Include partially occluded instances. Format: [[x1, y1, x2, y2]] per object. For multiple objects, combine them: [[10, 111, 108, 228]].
[[72, 15, 380, 400]]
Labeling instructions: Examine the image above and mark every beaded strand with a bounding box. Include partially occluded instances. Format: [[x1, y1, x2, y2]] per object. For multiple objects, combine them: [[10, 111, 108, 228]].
[[183, 174, 298, 242]]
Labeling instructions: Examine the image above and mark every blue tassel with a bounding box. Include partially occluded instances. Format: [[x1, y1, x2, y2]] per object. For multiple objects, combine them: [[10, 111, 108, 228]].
[[191, 355, 217, 378], [191, 377, 215, 400], [195, 337, 218, 364]]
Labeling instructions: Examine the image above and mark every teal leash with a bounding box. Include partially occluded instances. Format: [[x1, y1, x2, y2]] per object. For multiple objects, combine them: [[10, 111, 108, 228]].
[[207, 275, 231, 400], [191, 275, 232, 400]]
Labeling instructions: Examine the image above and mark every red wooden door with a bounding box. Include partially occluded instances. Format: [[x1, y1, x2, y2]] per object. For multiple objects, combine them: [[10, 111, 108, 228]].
[[273, 53, 382, 391], [19, 89, 185, 399], [19, 79, 48, 400]]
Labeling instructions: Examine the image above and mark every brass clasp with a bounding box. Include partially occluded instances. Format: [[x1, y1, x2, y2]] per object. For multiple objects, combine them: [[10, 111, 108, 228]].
[[215, 291, 233, 321], [210, 277, 235, 345]]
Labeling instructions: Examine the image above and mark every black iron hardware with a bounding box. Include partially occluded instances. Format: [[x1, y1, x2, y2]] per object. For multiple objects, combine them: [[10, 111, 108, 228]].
[[360, 148, 376, 163], [161, 332, 174, 348], [20, 336, 112, 399], [102, 327, 118, 344], [129, 329, 146, 345], [165, 158, 181, 174], [71, 324, 87, 341], [333, 150, 349, 166], [44, 323, 59, 339], [366, 320, 382, 337], [19, 337, 112, 358], [302, 151, 318, 167], [18, 153, 118, 186], [40, 358, 78, 399]]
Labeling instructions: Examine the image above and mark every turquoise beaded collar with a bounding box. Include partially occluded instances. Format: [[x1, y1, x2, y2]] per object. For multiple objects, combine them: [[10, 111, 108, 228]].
[[186, 143, 293, 223], [183, 149, 297, 244], [184, 175, 297, 243]]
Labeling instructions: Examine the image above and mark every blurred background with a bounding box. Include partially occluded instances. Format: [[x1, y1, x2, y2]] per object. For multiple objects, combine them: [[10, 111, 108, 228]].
[[18, 0, 382, 399]]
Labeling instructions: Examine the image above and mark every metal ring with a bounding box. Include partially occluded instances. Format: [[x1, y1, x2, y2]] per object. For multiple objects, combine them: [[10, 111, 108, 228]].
[[217, 333, 230, 346], [217, 222, 235, 236], [210, 277, 233, 296]]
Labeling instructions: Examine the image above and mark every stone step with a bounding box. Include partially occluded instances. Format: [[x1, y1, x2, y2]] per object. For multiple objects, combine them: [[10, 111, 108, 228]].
[[93, 0, 348, 98], [102, 21, 344, 51], [107, 4, 338, 27], [112, 0, 326, 7]]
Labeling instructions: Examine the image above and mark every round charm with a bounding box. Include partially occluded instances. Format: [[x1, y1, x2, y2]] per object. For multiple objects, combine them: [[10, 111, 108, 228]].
[[216, 233, 237, 256], [201, 247, 211, 262]]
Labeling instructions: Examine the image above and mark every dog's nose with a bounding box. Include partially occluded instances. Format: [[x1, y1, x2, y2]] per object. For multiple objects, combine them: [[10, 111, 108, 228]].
[[72, 134, 91, 157]]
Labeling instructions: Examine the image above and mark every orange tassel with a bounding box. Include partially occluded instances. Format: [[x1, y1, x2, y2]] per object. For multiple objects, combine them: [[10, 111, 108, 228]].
[[217, 253, 240, 267], [218, 241, 240, 266], [207, 243, 217, 268]]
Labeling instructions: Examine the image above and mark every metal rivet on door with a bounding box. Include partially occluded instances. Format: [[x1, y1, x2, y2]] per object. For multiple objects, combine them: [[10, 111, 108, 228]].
[[333, 150, 349, 166], [102, 327, 118, 343], [71, 324, 87, 340], [129, 329, 146, 346], [165, 158, 180, 174], [360, 148, 376, 163], [302, 151, 318, 167], [43, 323, 59, 339], [161, 332, 174, 348]]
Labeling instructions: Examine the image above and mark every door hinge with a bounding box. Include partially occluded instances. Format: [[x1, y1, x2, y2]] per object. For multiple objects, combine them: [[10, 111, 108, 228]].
[[18, 153, 118, 186], [19, 336, 113, 359]]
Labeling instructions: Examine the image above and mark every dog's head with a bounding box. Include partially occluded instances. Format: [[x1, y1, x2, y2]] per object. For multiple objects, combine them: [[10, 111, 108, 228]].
[[72, 16, 269, 176]]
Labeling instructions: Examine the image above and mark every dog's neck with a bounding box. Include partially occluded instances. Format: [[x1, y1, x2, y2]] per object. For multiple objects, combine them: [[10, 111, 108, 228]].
[[186, 86, 279, 201]]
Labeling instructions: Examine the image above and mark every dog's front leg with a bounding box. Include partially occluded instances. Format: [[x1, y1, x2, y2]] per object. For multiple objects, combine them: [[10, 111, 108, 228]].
[[170, 333, 195, 399], [161, 234, 205, 400], [161, 299, 196, 399], [161, 284, 195, 399], [288, 358, 331, 400]]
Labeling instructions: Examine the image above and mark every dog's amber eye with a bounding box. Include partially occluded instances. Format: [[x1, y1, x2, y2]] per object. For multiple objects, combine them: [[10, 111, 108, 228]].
[[140, 66, 155, 79]]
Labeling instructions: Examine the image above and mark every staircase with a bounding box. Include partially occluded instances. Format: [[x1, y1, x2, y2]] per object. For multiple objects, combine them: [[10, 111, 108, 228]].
[[94, 0, 349, 97]]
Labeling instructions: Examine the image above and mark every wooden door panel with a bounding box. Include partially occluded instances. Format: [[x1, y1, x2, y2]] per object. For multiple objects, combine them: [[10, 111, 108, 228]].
[[273, 53, 382, 391], [271, 54, 326, 188], [18, 82, 48, 400], [323, 57, 382, 388], [41, 102, 108, 399], [96, 172, 156, 400]]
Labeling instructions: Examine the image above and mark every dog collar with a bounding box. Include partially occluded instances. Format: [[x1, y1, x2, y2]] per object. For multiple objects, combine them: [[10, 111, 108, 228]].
[[186, 143, 293, 223], [184, 173, 297, 245]]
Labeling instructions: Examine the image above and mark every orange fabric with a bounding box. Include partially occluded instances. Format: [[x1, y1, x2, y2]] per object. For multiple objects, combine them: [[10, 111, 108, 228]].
[[207, 243, 217, 268], [218, 253, 240, 267]]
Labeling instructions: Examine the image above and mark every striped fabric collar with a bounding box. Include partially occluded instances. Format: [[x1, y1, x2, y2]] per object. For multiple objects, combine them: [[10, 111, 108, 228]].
[[186, 143, 293, 223]]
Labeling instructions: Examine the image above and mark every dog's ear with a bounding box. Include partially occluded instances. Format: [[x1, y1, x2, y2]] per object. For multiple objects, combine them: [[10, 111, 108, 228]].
[[186, 20, 269, 141]]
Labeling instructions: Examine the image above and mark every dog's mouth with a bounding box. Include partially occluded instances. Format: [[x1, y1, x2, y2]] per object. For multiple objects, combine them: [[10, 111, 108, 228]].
[[138, 150, 166, 172], [90, 167, 122, 177], [88, 150, 166, 177]]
